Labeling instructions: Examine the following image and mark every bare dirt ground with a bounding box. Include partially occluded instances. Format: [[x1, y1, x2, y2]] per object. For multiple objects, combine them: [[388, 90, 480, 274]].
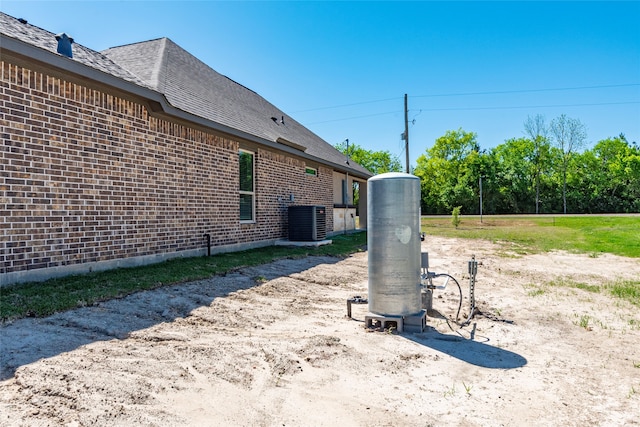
[[1, 236, 639, 427]]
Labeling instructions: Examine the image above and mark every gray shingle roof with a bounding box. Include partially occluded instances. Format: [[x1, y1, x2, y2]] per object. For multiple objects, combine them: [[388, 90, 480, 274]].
[[102, 38, 369, 175], [1, 12, 371, 178], [0, 13, 150, 88]]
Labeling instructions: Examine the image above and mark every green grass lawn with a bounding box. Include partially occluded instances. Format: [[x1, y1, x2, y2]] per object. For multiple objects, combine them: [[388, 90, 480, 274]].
[[1, 232, 367, 321], [422, 214, 640, 308], [421, 214, 640, 258]]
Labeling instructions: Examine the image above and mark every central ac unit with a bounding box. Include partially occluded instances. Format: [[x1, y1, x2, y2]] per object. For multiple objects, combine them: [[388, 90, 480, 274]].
[[288, 205, 327, 241]]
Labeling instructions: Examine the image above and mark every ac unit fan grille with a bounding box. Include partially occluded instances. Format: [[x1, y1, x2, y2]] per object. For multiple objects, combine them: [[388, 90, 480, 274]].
[[288, 205, 326, 241]]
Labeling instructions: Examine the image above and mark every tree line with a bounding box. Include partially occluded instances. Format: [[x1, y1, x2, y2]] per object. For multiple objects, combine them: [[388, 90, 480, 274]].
[[337, 114, 640, 215]]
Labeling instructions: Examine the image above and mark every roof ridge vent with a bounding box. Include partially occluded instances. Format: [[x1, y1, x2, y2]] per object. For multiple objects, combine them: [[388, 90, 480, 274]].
[[55, 33, 74, 58]]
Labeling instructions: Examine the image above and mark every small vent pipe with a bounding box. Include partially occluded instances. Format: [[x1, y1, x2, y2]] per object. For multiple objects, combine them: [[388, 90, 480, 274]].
[[55, 33, 74, 58]]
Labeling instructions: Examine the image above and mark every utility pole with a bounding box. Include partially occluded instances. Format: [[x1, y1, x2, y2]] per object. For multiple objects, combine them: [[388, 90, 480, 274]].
[[404, 93, 409, 173]]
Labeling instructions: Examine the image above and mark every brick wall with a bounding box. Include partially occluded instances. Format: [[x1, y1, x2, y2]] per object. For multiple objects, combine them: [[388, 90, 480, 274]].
[[1, 61, 334, 284], [255, 149, 333, 238]]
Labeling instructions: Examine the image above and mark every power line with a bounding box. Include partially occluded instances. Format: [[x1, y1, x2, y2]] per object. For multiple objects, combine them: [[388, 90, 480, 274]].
[[413, 100, 640, 112], [305, 100, 639, 125], [306, 110, 400, 125], [413, 83, 640, 98], [294, 83, 639, 113], [292, 97, 400, 113]]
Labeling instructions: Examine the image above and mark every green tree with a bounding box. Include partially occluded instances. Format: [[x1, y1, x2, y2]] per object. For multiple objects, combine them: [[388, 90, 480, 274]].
[[539, 146, 565, 213], [490, 138, 536, 213], [334, 141, 402, 175], [476, 149, 500, 215], [594, 134, 640, 212], [413, 123, 636, 215], [566, 150, 598, 213], [619, 137, 640, 212], [414, 128, 480, 214], [570, 134, 640, 213], [550, 114, 587, 214], [524, 114, 552, 214], [334, 140, 402, 210]]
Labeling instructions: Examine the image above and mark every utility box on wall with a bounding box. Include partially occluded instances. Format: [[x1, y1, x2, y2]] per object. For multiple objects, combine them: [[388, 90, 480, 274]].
[[288, 205, 327, 241]]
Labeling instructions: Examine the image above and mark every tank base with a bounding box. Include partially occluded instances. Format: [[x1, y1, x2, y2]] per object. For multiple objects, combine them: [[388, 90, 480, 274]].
[[365, 310, 427, 333]]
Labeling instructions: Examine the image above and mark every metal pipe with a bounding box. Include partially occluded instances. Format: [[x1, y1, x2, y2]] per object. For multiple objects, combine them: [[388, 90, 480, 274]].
[[204, 233, 211, 257]]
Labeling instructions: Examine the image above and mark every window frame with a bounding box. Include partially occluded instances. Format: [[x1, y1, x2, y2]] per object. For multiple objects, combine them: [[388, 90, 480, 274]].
[[239, 149, 255, 223]]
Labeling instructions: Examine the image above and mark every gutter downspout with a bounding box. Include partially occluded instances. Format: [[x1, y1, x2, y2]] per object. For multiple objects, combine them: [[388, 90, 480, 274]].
[[345, 169, 348, 235], [344, 139, 350, 235]]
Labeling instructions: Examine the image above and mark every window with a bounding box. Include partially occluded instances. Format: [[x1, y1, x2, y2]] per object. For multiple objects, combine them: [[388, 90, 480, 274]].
[[305, 167, 317, 176], [239, 150, 255, 222]]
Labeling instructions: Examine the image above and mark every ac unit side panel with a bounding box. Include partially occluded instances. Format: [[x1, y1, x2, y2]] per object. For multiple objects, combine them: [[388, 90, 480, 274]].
[[314, 206, 327, 240]]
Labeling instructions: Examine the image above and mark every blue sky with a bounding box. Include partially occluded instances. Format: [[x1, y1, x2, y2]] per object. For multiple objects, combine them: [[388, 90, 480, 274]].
[[3, 1, 639, 168]]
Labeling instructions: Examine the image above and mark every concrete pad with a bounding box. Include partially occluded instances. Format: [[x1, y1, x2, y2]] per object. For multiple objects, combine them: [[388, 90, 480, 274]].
[[274, 239, 332, 247]]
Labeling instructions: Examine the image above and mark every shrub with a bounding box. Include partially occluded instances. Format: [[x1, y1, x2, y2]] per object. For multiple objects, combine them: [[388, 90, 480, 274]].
[[451, 206, 462, 228]]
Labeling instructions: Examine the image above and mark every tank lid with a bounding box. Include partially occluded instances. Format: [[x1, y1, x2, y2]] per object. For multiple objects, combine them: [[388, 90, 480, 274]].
[[368, 172, 419, 181]]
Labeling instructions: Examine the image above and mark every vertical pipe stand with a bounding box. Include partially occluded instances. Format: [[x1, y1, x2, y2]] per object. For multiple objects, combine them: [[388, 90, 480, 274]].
[[468, 255, 478, 320]]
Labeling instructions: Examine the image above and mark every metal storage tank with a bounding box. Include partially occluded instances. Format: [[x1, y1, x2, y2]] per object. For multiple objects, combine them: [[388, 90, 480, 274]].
[[367, 172, 421, 316]]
